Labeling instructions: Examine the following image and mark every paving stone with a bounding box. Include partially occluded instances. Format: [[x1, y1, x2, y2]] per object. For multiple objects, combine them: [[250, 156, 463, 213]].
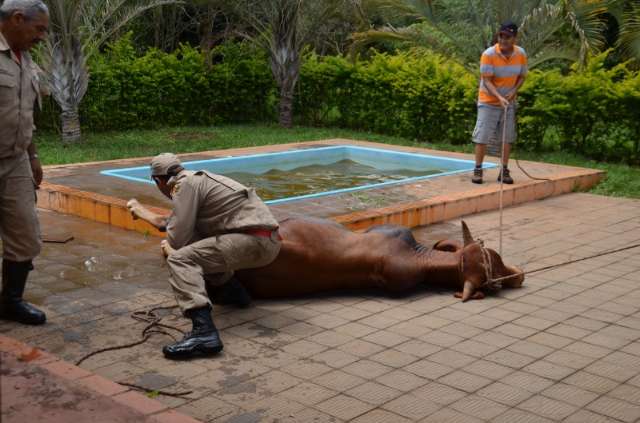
[[421, 407, 484, 423], [428, 349, 476, 368], [377, 369, 428, 392], [332, 322, 378, 339], [383, 393, 441, 420], [585, 360, 635, 383], [523, 360, 575, 381], [450, 394, 509, 420], [541, 382, 599, 407], [419, 330, 465, 348], [518, 395, 578, 420], [362, 330, 409, 348], [315, 394, 375, 420], [564, 371, 620, 394], [543, 349, 595, 369], [413, 382, 467, 405], [563, 341, 613, 359], [438, 370, 492, 393], [368, 349, 419, 368], [336, 339, 385, 358], [314, 369, 365, 392], [450, 339, 501, 358], [491, 409, 555, 423], [485, 349, 538, 369], [494, 323, 539, 339], [564, 409, 623, 423], [342, 359, 393, 379], [281, 339, 328, 358], [463, 360, 514, 380], [280, 381, 337, 406], [501, 371, 555, 393], [346, 381, 403, 405], [404, 359, 454, 379], [310, 349, 359, 369], [609, 384, 640, 405], [350, 409, 413, 423], [393, 340, 442, 358], [587, 396, 640, 422], [506, 340, 554, 359], [477, 381, 533, 406], [471, 331, 518, 348]]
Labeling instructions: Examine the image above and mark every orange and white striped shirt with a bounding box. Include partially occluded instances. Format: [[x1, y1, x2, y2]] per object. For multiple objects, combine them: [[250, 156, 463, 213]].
[[478, 44, 528, 106]]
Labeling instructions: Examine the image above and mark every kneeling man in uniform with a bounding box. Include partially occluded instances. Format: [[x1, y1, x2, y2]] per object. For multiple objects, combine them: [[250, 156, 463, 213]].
[[127, 153, 281, 359]]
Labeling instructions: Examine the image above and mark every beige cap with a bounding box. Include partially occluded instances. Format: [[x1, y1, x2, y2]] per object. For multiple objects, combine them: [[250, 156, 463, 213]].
[[150, 153, 182, 176]]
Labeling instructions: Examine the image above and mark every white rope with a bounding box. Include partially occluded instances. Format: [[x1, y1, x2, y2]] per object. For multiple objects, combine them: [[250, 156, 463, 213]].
[[498, 103, 508, 256]]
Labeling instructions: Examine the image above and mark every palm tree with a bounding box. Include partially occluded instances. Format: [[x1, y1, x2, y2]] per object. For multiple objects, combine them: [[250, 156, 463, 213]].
[[607, 0, 640, 61], [43, 0, 179, 143], [352, 0, 609, 72], [233, 0, 358, 128]]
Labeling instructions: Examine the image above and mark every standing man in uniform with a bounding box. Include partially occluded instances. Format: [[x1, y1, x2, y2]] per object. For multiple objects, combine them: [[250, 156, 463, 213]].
[[472, 21, 528, 185], [127, 153, 282, 359], [0, 0, 49, 325]]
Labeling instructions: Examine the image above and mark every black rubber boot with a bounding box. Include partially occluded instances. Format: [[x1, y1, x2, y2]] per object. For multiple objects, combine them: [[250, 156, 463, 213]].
[[162, 306, 223, 359], [0, 260, 46, 325]]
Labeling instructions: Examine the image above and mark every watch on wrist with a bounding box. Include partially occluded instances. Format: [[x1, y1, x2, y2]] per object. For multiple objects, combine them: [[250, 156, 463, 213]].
[[29, 154, 39, 160]]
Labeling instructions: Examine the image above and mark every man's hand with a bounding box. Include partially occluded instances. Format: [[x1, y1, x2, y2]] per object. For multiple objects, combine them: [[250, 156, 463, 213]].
[[30, 157, 43, 187], [160, 240, 175, 258], [127, 199, 141, 220], [498, 95, 510, 109], [504, 90, 518, 102]]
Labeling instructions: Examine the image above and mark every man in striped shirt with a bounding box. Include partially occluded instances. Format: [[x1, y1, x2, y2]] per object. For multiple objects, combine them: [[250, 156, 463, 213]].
[[472, 21, 528, 184]]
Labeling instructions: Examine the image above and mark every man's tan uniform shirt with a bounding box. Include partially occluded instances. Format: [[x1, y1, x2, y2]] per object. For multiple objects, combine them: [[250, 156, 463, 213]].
[[166, 170, 279, 249], [0, 32, 41, 160], [0, 32, 43, 262]]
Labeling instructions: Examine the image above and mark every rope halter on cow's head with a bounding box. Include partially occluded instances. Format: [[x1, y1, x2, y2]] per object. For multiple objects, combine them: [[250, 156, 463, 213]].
[[459, 221, 506, 302]]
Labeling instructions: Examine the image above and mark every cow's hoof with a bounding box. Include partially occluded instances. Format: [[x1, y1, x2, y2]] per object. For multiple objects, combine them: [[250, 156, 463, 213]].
[[454, 291, 485, 301]]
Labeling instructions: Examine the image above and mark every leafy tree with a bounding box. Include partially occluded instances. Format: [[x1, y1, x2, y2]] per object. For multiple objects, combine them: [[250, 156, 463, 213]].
[[352, 0, 610, 71], [232, 0, 359, 128], [42, 0, 178, 142]]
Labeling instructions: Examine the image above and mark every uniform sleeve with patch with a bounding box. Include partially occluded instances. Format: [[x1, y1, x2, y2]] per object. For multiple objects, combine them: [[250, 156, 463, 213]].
[[167, 177, 200, 250]]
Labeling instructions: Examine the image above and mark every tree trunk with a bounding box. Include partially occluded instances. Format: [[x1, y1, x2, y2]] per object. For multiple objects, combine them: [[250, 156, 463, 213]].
[[61, 109, 82, 143], [278, 86, 295, 128]]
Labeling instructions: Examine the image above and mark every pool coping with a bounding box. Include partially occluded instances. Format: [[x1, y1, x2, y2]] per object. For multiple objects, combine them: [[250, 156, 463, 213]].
[[38, 139, 605, 235]]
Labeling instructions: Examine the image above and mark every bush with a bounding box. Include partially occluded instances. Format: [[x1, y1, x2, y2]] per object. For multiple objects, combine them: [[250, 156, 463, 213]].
[[296, 52, 477, 144], [37, 36, 275, 132], [37, 42, 640, 163]]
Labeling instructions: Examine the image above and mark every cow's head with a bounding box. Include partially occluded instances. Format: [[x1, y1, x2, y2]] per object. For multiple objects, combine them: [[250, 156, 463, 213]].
[[456, 221, 524, 302]]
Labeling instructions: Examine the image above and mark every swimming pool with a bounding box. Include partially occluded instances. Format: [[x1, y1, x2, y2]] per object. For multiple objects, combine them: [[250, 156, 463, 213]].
[[100, 145, 495, 204]]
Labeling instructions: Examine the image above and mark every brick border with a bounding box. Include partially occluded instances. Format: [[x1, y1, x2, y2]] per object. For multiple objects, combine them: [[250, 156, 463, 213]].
[[0, 335, 203, 423], [38, 140, 605, 235]]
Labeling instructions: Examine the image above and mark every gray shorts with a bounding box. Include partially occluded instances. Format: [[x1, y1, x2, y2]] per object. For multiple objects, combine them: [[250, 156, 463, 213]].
[[472, 104, 517, 145]]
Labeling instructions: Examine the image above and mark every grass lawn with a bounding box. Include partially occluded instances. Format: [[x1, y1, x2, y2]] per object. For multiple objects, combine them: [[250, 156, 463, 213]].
[[35, 123, 640, 199]]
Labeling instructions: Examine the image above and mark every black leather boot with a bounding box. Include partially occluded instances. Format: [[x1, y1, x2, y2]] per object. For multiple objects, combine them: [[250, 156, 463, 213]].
[[0, 260, 46, 325], [162, 306, 223, 359]]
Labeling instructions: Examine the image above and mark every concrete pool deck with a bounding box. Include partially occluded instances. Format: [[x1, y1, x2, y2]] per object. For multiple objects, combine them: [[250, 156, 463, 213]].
[[39, 140, 604, 235], [2, 193, 640, 422]]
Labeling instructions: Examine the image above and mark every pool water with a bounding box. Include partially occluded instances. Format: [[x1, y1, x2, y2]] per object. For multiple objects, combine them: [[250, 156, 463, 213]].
[[225, 159, 441, 200], [101, 145, 495, 204]]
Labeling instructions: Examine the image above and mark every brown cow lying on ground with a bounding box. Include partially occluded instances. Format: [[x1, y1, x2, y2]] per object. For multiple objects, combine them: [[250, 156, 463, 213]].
[[236, 217, 524, 302], [128, 197, 523, 302]]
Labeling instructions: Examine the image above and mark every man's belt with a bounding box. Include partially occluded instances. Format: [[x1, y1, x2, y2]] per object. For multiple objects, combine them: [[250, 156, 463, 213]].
[[243, 228, 283, 241]]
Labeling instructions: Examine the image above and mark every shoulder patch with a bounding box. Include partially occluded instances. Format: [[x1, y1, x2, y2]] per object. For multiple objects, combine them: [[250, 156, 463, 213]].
[[171, 183, 180, 196]]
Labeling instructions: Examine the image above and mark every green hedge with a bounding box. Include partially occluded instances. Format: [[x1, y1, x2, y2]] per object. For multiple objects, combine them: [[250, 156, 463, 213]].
[[37, 41, 640, 163], [296, 52, 477, 144], [38, 37, 275, 131], [296, 51, 640, 162]]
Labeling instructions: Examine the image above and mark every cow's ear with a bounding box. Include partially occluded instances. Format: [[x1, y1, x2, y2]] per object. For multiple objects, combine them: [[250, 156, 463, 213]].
[[461, 221, 474, 246]]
